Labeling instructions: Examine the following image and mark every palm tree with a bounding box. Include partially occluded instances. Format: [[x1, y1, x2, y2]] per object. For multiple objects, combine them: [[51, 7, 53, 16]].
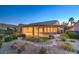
[[68, 17, 75, 26], [69, 17, 74, 22]]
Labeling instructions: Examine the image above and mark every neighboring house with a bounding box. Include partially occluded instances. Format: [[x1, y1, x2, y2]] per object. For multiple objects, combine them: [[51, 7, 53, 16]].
[[67, 17, 75, 27], [0, 23, 16, 30], [68, 21, 79, 32], [0, 23, 8, 30], [67, 21, 75, 27], [18, 20, 63, 36]]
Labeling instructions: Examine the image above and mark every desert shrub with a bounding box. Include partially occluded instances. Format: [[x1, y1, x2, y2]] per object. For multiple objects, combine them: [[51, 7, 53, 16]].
[[69, 39, 75, 42], [39, 47, 47, 54], [10, 34, 17, 40], [4, 36, 13, 42], [39, 37, 50, 42], [66, 31, 79, 39], [60, 33, 69, 41], [49, 34, 54, 39], [4, 34, 17, 42], [18, 34, 26, 39], [0, 35, 3, 48], [32, 37, 39, 42], [0, 35, 3, 38], [0, 39, 2, 48], [26, 37, 38, 42], [26, 36, 32, 41], [59, 42, 75, 52], [26, 37, 50, 42], [60, 36, 66, 41], [60, 33, 69, 38]]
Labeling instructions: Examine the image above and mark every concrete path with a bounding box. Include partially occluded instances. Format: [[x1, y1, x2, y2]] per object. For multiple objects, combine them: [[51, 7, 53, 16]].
[[0, 41, 17, 54], [69, 40, 79, 53], [25, 40, 74, 54]]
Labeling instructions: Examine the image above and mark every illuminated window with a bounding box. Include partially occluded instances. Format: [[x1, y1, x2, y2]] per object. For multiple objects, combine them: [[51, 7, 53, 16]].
[[52, 27, 54, 32], [44, 27, 51, 33], [33, 27, 39, 36], [50, 27, 52, 32], [44, 27, 47, 32], [53, 28, 57, 32], [46, 27, 51, 32], [34, 27, 38, 33]]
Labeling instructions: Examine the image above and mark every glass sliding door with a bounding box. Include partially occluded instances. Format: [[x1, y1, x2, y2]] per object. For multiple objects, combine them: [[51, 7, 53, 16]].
[[22, 27, 33, 36], [39, 27, 43, 36], [34, 27, 39, 36]]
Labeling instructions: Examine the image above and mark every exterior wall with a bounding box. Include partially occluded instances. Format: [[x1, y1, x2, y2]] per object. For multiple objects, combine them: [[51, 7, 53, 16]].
[[21, 26, 59, 36], [68, 27, 74, 31], [69, 22, 79, 32], [74, 22, 79, 31]]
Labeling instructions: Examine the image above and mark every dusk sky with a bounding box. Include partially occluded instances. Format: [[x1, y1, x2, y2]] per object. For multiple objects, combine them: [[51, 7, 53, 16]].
[[0, 5, 79, 25]]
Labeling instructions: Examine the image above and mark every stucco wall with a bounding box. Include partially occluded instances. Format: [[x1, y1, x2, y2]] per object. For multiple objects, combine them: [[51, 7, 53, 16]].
[[74, 22, 79, 31]]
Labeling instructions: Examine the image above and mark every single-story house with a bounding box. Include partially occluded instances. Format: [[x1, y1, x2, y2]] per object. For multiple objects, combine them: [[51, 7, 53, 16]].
[[18, 20, 63, 36]]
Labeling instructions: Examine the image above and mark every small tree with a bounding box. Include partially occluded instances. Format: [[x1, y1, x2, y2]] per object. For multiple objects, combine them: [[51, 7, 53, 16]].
[[62, 22, 68, 32]]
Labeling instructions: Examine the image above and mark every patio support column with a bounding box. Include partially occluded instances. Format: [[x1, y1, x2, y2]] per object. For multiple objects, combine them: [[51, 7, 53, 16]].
[[52, 26, 54, 32], [49, 26, 51, 33], [32, 26, 34, 36], [50, 26, 52, 33], [43, 26, 44, 35], [38, 26, 39, 37], [46, 26, 48, 33], [19, 27, 22, 33]]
